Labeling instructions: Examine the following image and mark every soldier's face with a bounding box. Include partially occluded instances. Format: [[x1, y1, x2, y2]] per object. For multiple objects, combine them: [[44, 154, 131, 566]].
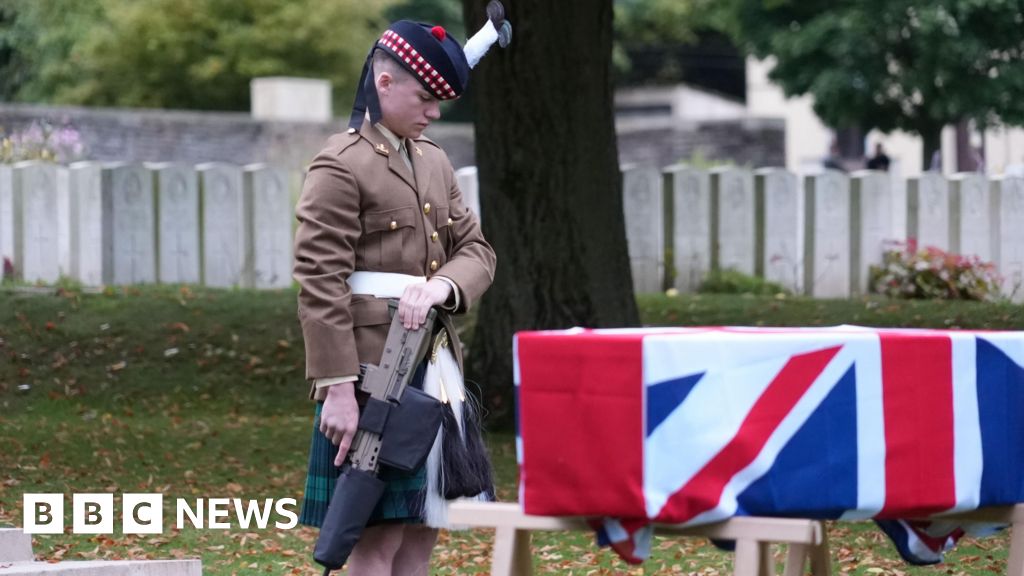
[[378, 70, 441, 139]]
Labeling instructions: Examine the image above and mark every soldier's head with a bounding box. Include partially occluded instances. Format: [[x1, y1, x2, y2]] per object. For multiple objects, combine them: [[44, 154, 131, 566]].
[[347, 3, 512, 135], [347, 21, 470, 137], [372, 49, 442, 140]]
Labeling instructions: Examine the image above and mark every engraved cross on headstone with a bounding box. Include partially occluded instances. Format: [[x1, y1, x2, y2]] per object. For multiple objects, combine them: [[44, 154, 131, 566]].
[[258, 174, 287, 285], [122, 172, 146, 283]]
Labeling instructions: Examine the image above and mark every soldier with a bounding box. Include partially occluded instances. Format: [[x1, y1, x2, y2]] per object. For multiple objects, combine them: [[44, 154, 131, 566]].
[[293, 6, 511, 575]]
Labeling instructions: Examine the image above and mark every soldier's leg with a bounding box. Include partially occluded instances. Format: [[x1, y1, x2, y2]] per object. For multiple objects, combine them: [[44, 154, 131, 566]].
[[391, 525, 438, 576], [346, 524, 404, 575]]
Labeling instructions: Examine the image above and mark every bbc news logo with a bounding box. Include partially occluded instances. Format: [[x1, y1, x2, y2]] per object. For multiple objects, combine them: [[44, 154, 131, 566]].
[[23, 494, 298, 534]]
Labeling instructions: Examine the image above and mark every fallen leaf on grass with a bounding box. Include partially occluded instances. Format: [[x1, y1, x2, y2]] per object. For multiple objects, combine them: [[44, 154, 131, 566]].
[[168, 322, 190, 333]]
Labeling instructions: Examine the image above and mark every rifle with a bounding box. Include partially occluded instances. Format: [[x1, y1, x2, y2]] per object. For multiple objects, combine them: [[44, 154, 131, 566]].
[[314, 302, 443, 574]]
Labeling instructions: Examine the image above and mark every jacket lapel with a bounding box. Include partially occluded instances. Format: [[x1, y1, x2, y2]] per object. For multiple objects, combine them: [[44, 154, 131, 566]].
[[361, 120, 417, 192], [409, 140, 432, 193]]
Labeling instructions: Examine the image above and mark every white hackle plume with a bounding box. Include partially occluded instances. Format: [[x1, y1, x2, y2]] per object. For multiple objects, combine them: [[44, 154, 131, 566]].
[[464, 19, 500, 69]]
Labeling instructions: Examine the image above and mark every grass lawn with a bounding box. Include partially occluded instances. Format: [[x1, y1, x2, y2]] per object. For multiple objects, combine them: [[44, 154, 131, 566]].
[[1, 286, 1019, 575]]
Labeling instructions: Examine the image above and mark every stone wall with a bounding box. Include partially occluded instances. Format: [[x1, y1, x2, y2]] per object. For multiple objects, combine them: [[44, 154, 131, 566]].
[[616, 116, 786, 170], [0, 104, 784, 171]]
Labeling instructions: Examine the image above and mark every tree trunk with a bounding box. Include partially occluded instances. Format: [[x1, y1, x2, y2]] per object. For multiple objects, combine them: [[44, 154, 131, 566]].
[[920, 123, 943, 172], [463, 0, 639, 426]]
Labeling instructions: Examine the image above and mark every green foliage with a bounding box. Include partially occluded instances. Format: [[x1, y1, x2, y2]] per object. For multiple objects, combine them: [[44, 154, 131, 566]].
[[698, 268, 789, 296], [386, 0, 465, 40], [869, 241, 1004, 301], [613, 0, 733, 82], [615, 0, 717, 46], [0, 0, 105, 103], [723, 0, 1024, 157], [0, 0, 395, 112]]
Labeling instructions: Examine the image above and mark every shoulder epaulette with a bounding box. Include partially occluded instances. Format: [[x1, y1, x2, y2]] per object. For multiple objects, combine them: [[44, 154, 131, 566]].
[[326, 129, 363, 156], [413, 134, 441, 150]]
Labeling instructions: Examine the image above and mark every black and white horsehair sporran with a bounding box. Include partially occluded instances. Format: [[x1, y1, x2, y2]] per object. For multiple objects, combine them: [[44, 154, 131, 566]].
[[429, 330, 494, 499]]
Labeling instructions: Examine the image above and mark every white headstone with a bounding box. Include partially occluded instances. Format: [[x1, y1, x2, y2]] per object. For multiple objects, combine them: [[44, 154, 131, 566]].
[[56, 166, 70, 278], [756, 168, 800, 293], [622, 165, 664, 294], [991, 177, 1024, 302], [949, 173, 991, 261], [0, 165, 12, 280], [250, 77, 332, 122], [152, 163, 201, 284], [890, 174, 908, 243], [199, 163, 250, 288], [454, 166, 481, 219], [13, 162, 61, 283], [68, 162, 104, 285], [245, 164, 293, 289], [103, 163, 157, 285], [850, 170, 893, 295], [907, 174, 949, 251], [803, 171, 851, 298], [711, 167, 755, 276], [667, 165, 710, 293]]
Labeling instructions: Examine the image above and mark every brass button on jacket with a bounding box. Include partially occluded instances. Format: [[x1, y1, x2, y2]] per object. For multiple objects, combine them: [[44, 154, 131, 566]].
[[423, 202, 432, 215], [429, 260, 439, 271], [431, 231, 439, 242], [447, 217, 453, 226], [389, 220, 398, 231]]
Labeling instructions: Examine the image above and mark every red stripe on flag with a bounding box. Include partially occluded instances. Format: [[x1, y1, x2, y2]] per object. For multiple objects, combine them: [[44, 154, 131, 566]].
[[655, 346, 841, 523], [879, 333, 956, 517], [518, 331, 646, 518]]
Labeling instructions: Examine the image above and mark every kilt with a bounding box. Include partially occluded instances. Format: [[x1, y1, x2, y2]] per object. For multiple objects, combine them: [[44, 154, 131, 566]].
[[298, 349, 495, 529], [298, 363, 429, 527], [298, 401, 427, 527]]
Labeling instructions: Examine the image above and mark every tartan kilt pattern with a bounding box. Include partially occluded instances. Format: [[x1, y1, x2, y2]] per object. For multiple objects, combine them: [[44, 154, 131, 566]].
[[299, 354, 497, 528], [298, 401, 427, 527]]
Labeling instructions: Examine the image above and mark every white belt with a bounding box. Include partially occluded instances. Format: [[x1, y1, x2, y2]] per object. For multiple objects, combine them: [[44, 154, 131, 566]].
[[346, 271, 426, 298]]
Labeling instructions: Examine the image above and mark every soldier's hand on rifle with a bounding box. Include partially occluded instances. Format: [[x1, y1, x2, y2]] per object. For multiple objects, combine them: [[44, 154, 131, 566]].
[[398, 279, 452, 329], [321, 381, 361, 466]]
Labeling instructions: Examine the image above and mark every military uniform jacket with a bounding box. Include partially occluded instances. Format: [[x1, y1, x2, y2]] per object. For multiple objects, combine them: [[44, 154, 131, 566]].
[[294, 120, 496, 399]]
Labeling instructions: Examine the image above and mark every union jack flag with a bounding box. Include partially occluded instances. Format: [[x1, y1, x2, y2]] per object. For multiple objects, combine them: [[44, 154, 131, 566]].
[[514, 326, 1024, 564]]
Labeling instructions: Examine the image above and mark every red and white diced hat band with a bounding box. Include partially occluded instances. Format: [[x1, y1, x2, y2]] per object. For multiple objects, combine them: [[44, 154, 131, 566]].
[[348, 0, 513, 130]]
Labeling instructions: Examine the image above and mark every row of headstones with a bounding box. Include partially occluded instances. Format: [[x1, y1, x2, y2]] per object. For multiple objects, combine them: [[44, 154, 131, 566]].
[[9, 158, 1019, 300], [0, 160, 295, 288], [621, 166, 1024, 302]]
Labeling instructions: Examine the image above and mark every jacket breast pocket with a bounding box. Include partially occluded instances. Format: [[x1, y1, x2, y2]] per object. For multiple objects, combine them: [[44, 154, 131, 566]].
[[360, 205, 417, 268]]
